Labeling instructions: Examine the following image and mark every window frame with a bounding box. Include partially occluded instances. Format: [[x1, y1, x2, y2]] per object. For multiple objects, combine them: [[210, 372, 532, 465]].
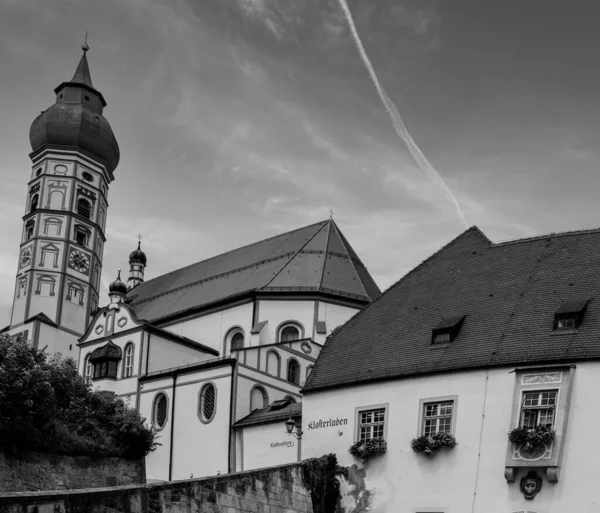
[[286, 357, 301, 385], [152, 392, 169, 431], [418, 396, 458, 437], [354, 403, 389, 443], [277, 321, 304, 343], [266, 349, 281, 378], [83, 355, 93, 384], [249, 385, 269, 411], [77, 198, 92, 219], [198, 382, 217, 424], [122, 343, 135, 378], [519, 389, 559, 429]]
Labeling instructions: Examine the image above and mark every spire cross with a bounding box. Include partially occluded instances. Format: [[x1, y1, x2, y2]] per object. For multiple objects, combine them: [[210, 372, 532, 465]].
[[82, 31, 89, 53], [329, 209, 334, 220], [137, 233, 142, 243]]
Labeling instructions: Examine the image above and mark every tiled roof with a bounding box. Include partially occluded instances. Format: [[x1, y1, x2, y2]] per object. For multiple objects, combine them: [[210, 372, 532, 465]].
[[233, 402, 302, 428], [304, 226, 600, 393], [127, 220, 380, 323]]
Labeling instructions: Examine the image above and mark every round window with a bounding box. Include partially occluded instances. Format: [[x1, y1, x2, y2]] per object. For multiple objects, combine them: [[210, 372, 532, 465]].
[[82, 171, 93, 182], [199, 383, 216, 423], [36, 168, 42, 177], [153, 393, 168, 430]]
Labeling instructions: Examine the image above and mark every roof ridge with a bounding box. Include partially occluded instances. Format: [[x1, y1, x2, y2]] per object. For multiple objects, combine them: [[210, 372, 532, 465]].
[[261, 222, 329, 290], [317, 220, 333, 291], [492, 227, 600, 247], [129, 220, 327, 293], [329, 221, 369, 298]]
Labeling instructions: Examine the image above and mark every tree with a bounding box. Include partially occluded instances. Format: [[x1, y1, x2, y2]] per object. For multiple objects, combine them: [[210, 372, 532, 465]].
[[0, 334, 158, 458]]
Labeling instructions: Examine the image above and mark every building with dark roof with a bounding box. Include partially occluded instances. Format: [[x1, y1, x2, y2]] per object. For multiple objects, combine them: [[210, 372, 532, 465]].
[[302, 226, 600, 512], [5, 45, 381, 483]]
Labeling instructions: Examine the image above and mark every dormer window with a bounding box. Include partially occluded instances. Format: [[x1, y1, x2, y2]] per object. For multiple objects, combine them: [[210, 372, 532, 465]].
[[553, 300, 588, 330], [431, 315, 465, 345]]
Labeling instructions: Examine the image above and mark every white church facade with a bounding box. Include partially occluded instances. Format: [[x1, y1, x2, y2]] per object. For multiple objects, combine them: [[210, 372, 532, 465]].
[[3, 45, 381, 481]]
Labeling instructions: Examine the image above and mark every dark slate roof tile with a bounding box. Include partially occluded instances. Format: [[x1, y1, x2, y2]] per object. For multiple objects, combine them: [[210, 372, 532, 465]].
[[304, 227, 600, 393], [129, 220, 381, 323]]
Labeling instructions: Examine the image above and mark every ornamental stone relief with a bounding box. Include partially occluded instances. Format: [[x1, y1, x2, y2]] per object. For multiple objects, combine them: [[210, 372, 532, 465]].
[[53, 164, 68, 175], [521, 372, 563, 385]]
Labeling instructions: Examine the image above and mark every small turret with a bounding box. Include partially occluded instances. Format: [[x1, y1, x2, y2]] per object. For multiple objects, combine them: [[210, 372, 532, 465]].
[[109, 269, 127, 303], [127, 239, 147, 290]]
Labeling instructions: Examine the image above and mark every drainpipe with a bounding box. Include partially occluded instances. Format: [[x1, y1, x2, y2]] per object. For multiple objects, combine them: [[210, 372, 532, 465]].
[[228, 360, 237, 473], [168, 372, 177, 481]]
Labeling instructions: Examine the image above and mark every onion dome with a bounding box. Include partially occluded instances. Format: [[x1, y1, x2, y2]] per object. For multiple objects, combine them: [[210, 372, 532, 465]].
[[129, 241, 147, 266], [29, 43, 120, 173], [108, 269, 127, 295]]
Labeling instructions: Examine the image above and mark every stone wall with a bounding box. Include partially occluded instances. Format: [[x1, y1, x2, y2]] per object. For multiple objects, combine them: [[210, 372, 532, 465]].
[[0, 450, 146, 493], [0, 463, 313, 513]]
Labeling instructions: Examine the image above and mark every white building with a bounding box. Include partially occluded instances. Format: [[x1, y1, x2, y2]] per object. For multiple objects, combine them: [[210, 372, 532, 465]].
[[4, 45, 381, 482], [302, 227, 600, 513]]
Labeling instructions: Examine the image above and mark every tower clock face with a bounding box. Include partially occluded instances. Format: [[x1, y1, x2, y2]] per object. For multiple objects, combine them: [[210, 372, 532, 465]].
[[19, 247, 32, 268], [68, 249, 90, 274]]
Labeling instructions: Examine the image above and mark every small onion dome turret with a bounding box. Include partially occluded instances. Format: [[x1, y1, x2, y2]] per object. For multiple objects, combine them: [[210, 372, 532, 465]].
[[29, 43, 120, 173], [109, 269, 127, 295], [129, 241, 147, 266]]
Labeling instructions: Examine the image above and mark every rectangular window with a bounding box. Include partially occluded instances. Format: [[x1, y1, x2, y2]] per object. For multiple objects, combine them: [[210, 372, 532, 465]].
[[433, 332, 450, 344], [556, 317, 575, 329], [422, 400, 454, 436], [520, 390, 557, 429], [358, 408, 386, 442]]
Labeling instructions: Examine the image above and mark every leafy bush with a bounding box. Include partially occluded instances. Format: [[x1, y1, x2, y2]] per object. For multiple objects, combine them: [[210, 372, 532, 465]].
[[301, 454, 348, 513], [0, 335, 159, 458], [508, 425, 555, 452], [411, 433, 457, 457], [348, 437, 387, 463]]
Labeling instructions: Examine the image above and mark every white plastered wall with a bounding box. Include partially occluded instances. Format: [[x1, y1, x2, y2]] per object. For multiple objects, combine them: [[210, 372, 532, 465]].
[[238, 422, 299, 472], [302, 362, 600, 513]]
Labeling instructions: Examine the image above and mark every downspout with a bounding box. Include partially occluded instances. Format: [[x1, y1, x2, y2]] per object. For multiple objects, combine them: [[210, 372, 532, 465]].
[[471, 369, 489, 513], [135, 331, 147, 412], [228, 360, 237, 473], [145, 332, 151, 374], [168, 372, 177, 481]]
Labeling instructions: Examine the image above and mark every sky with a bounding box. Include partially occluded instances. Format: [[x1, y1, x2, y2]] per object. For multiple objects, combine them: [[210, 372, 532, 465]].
[[1, 0, 600, 327]]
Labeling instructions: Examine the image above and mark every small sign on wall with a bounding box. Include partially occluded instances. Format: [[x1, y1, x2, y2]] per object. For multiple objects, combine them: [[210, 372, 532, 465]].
[[270, 440, 295, 448]]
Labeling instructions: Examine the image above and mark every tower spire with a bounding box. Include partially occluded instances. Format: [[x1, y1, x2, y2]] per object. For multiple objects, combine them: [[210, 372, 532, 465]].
[[70, 38, 94, 88]]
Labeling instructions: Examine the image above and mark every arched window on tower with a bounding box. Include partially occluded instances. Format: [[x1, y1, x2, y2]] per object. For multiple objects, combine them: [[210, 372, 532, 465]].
[[77, 198, 92, 219], [83, 355, 93, 384], [30, 194, 39, 213], [66, 282, 85, 306], [287, 358, 300, 385], [279, 323, 302, 343]]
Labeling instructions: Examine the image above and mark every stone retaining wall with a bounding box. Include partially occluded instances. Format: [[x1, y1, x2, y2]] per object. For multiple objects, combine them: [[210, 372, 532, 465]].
[[0, 451, 145, 493], [0, 463, 313, 513]]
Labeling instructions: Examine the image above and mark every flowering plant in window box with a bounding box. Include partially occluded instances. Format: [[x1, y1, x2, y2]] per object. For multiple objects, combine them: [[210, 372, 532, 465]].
[[508, 425, 555, 453], [411, 433, 457, 457], [348, 438, 387, 463]]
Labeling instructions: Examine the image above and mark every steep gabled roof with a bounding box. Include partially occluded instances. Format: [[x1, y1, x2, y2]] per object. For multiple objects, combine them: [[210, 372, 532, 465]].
[[304, 226, 600, 393], [127, 220, 380, 323]]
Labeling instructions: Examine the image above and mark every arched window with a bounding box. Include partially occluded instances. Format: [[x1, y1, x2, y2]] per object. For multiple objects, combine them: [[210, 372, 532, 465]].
[[66, 282, 85, 306], [84, 355, 93, 384], [266, 350, 281, 377], [250, 386, 268, 411], [198, 383, 217, 423], [77, 198, 92, 219], [287, 359, 300, 385], [30, 194, 39, 213], [152, 393, 168, 430], [279, 323, 301, 343], [123, 343, 134, 378]]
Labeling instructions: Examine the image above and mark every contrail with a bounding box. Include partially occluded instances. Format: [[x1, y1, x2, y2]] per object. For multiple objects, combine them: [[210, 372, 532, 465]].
[[336, 0, 469, 228]]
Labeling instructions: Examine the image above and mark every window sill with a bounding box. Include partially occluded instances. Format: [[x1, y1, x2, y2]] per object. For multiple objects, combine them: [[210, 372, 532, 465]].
[[92, 376, 118, 381], [550, 329, 578, 336], [430, 343, 450, 350]]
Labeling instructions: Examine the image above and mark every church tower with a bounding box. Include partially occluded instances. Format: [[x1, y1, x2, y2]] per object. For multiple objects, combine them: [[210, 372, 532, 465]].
[[8, 42, 120, 358]]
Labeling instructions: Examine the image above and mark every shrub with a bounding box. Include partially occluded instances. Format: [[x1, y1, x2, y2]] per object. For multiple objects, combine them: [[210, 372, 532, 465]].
[[508, 425, 555, 452], [411, 433, 457, 457], [301, 454, 348, 513], [348, 437, 387, 463], [0, 335, 159, 458]]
